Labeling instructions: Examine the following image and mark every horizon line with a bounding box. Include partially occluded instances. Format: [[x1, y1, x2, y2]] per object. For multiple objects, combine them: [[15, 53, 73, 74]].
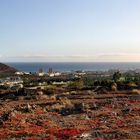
[[4, 61, 140, 63]]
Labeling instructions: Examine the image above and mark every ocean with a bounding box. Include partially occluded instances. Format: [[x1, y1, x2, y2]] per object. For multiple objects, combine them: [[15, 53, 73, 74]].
[[6, 62, 140, 73]]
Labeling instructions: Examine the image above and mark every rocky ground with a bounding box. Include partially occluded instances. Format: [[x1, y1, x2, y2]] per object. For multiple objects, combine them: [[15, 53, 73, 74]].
[[0, 90, 140, 140]]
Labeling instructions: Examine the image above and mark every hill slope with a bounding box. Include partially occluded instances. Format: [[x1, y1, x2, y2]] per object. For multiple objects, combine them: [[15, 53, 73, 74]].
[[0, 63, 17, 73]]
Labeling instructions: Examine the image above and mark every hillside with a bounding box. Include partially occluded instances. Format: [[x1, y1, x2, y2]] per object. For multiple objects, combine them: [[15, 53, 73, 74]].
[[0, 63, 17, 73]]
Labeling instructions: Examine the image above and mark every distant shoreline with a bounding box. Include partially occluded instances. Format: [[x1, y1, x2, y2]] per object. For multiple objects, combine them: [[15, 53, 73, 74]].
[[5, 62, 140, 73]]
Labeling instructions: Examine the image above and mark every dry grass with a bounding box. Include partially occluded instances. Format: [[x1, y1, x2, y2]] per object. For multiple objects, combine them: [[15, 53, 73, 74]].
[[132, 89, 140, 95]]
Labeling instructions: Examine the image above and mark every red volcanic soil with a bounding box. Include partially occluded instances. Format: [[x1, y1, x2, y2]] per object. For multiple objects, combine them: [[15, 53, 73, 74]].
[[0, 91, 140, 140]]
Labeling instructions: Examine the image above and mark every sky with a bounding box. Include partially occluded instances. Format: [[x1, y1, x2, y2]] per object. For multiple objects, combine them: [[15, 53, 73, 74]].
[[1, 0, 140, 62]]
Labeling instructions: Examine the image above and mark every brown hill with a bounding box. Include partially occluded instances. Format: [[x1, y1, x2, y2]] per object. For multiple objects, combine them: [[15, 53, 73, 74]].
[[0, 63, 17, 73]]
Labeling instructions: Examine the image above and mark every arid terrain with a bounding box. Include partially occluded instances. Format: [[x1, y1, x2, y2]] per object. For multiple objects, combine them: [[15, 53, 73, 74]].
[[0, 88, 140, 140], [0, 63, 140, 139]]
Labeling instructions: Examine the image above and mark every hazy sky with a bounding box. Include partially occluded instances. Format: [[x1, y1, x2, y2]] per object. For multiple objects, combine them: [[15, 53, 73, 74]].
[[1, 0, 140, 62]]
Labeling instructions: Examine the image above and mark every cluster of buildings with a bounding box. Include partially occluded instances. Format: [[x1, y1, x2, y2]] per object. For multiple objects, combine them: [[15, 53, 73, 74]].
[[0, 76, 23, 88], [37, 68, 61, 77]]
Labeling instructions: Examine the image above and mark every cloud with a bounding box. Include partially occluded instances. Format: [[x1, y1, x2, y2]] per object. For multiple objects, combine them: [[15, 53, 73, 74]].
[[2, 53, 140, 62], [99, 53, 140, 57], [8, 54, 94, 59], [96, 53, 140, 62], [15, 55, 48, 58]]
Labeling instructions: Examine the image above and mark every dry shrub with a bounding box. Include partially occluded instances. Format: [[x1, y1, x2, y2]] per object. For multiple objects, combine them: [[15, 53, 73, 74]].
[[39, 95, 50, 100], [132, 89, 140, 95], [46, 97, 73, 112], [52, 104, 64, 111], [60, 97, 73, 108], [70, 91, 78, 95], [49, 95, 56, 100], [62, 92, 70, 95]]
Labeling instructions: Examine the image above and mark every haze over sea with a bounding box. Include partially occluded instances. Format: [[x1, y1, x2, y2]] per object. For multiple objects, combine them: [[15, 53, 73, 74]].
[[6, 62, 140, 73]]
